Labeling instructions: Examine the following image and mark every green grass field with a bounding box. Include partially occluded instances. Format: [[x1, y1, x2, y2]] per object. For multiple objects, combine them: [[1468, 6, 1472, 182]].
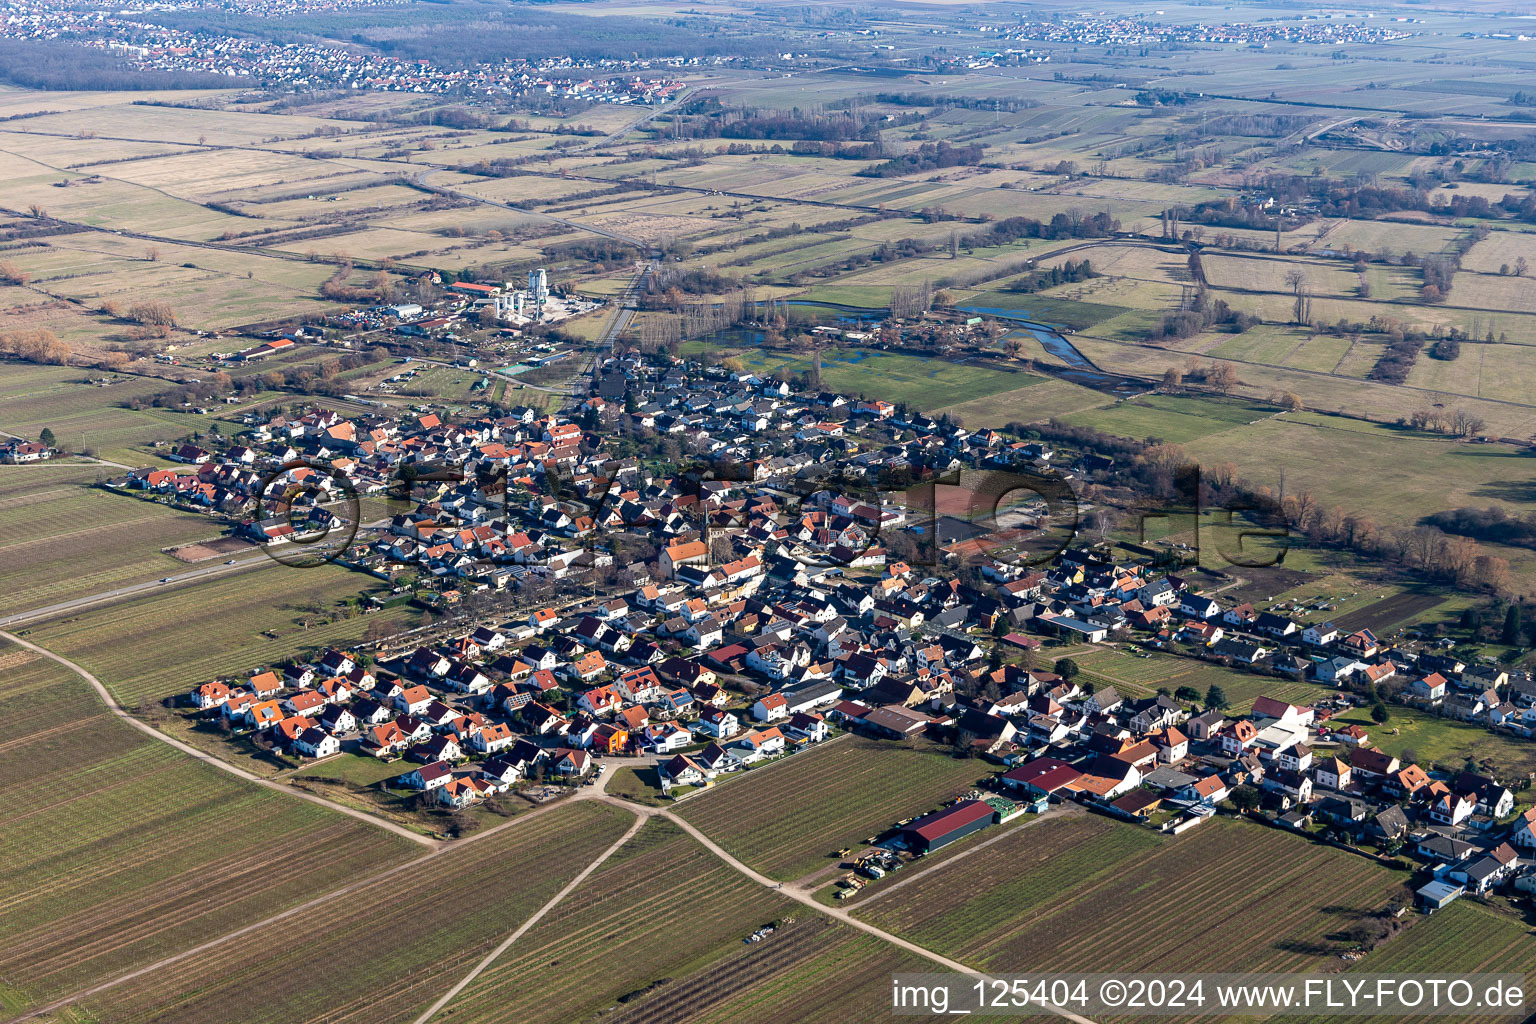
[[1185, 412, 1536, 532], [605, 764, 673, 807], [794, 284, 895, 308], [1327, 703, 1536, 779], [391, 364, 493, 405], [677, 737, 995, 881], [1072, 647, 1333, 712], [940, 377, 1113, 427], [1062, 393, 1281, 444], [957, 289, 1131, 331], [1207, 324, 1312, 365]]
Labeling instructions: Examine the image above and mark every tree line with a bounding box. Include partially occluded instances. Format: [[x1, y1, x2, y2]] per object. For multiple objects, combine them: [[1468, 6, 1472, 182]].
[[857, 141, 985, 178]]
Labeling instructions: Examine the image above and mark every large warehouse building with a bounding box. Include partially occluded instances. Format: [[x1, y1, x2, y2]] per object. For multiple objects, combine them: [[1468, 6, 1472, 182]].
[[899, 799, 996, 854]]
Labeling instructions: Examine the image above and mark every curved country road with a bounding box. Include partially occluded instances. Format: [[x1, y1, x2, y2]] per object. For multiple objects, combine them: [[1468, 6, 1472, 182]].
[[406, 793, 1098, 1024], [652, 804, 1097, 1024]]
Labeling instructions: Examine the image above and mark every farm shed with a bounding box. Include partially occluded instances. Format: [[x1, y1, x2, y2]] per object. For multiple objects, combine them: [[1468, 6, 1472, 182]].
[[900, 799, 996, 854], [1039, 614, 1108, 643], [1416, 879, 1464, 912]]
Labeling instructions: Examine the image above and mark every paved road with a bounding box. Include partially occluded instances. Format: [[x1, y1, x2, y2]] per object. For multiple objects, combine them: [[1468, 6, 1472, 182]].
[[1283, 115, 1363, 146], [0, 550, 272, 629], [0, 459, 132, 470]]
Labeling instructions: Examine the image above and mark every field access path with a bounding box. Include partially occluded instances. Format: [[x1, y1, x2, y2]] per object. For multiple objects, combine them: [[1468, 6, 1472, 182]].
[[6, 628, 1097, 1024], [407, 804, 648, 1024], [3, 720, 631, 1024], [0, 628, 438, 849], [635, 801, 1098, 1024]]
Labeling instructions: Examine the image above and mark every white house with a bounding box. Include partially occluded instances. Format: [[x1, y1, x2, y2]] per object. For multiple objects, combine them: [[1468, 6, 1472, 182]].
[[785, 712, 829, 743], [1314, 756, 1351, 791], [1429, 793, 1476, 826], [1409, 673, 1449, 703], [394, 685, 434, 716], [401, 760, 452, 791], [292, 727, 340, 759], [699, 707, 741, 738], [645, 722, 694, 753], [752, 693, 790, 722], [1179, 595, 1221, 620], [1302, 622, 1339, 647], [731, 727, 786, 763], [660, 753, 710, 787], [470, 722, 515, 755]]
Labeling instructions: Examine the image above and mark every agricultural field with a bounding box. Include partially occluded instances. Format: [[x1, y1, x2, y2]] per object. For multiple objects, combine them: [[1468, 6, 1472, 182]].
[[857, 815, 1409, 976], [23, 563, 408, 709], [8, 9, 1536, 1021], [1263, 569, 1450, 635], [0, 363, 242, 467], [676, 737, 995, 881], [19, 234, 344, 330], [424, 816, 963, 1024], [1203, 254, 1361, 299], [1061, 393, 1281, 445], [62, 802, 636, 1024], [1274, 901, 1536, 1024], [0, 471, 228, 615], [1280, 332, 1356, 374], [941, 377, 1112, 427], [1204, 324, 1314, 366], [1313, 220, 1465, 257], [429, 817, 809, 1024], [0, 642, 419, 1014], [1461, 231, 1536, 276], [659, 929, 939, 1024], [956, 288, 1133, 332], [385, 363, 495, 405], [1180, 411, 1536, 537]]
